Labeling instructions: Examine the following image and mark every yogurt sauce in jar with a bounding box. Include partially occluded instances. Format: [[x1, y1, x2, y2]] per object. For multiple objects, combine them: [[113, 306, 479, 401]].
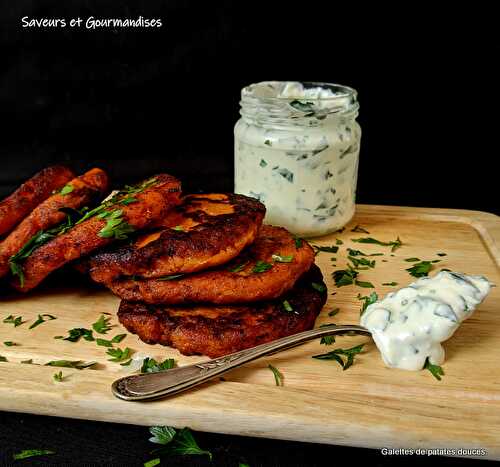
[[234, 81, 361, 237]]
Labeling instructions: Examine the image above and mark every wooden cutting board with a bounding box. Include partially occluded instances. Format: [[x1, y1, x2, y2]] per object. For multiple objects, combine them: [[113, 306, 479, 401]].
[[1, 205, 499, 459]]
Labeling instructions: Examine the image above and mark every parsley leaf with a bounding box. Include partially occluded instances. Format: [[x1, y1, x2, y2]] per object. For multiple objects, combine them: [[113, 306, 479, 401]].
[[348, 255, 376, 269], [3, 315, 25, 327], [98, 209, 135, 240], [313, 245, 339, 254], [107, 347, 132, 363], [149, 426, 177, 445], [271, 254, 294, 263], [355, 280, 374, 288], [60, 184, 74, 195], [347, 248, 383, 257], [352, 236, 403, 252], [437, 252, 447, 257], [424, 358, 444, 381], [45, 360, 97, 369], [29, 314, 57, 330], [53, 371, 64, 382], [148, 426, 212, 460], [252, 261, 272, 273], [282, 300, 293, 312], [311, 282, 326, 292], [351, 225, 370, 233], [358, 292, 378, 316], [141, 357, 175, 373], [335, 238, 343, 245], [157, 274, 184, 281], [332, 266, 358, 287], [0, 356, 7, 362], [13, 450, 55, 460], [404, 257, 421, 262], [382, 282, 398, 286], [320, 335, 336, 345], [57, 327, 94, 342], [328, 308, 340, 317], [293, 235, 303, 248], [92, 315, 112, 334], [227, 262, 248, 273], [268, 364, 283, 386], [406, 261, 433, 278], [3, 341, 16, 346], [312, 344, 365, 370]]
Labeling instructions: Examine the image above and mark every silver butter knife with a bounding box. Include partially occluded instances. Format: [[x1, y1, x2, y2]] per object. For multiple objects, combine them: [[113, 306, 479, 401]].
[[112, 324, 371, 401]]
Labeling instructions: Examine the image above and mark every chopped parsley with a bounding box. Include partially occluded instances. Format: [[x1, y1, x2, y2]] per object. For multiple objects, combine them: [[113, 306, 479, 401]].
[[92, 315, 112, 334], [106, 347, 132, 363], [382, 282, 398, 286], [311, 282, 326, 293], [29, 314, 57, 330], [332, 266, 358, 287], [96, 334, 127, 347], [271, 254, 294, 263], [0, 356, 7, 362], [328, 308, 340, 317], [351, 225, 370, 233], [347, 248, 383, 257], [348, 256, 376, 269], [282, 300, 293, 312], [313, 245, 339, 254], [141, 357, 175, 373], [3, 341, 16, 346], [172, 225, 185, 231], [351, 236, 403, 252], [424, 358, 444, 381], [268, 364, 283, 386], [260, 159, 268, 167], [335, 239, 343, 245], [406, 261, 433, 278], [146, 426, 212, 462], [98, 209, 135, 240], [358, 292, 378, 316], [59, 184, 74, 195], [13, 450, 55, 460], [45, 360, 97, 369], [293, 235, 303, 248], [227, 262, 248, 273], [437, 252, 447, 257], [252, 260, 273, 273], [355, 280, 374, 288], [312, 344, 365, 370], [53, 371, 64, 382], [56, 327, 94, 342], [264, 140, 272, 146], [157, 274, 184, 281], [3, 315, 25, 327], [404, 257, 421, 262]]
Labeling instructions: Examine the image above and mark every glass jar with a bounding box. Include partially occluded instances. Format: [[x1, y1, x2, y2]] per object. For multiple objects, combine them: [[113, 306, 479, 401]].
[[234, 81, 361, 238]]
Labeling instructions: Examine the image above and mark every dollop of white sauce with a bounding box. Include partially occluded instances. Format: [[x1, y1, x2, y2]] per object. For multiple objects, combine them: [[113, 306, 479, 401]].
[[234, 81, 360, 238], [360, 271, 492, 371]]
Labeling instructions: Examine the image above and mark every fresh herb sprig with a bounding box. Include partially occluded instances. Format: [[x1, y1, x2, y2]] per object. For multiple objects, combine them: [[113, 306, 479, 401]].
[[406, 261, 433, 278], [55, 327, 94, 342], [92, 315, 112, 334]]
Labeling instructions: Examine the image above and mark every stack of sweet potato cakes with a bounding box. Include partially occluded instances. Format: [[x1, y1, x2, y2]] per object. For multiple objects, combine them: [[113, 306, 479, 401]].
[[0, 169, 327, 358]]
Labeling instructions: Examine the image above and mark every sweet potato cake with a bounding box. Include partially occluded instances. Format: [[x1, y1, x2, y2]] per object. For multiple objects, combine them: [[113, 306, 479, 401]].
[[0, 168, 109, 278], [11, 174, 181, 292], [118, 264, 327, 358], [0, 165, 75, 236], [86, 193, 266, 284], [105, 225, 315, 304]]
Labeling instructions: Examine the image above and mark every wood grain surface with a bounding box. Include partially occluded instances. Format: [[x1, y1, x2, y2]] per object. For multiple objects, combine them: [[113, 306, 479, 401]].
[[0, 205, 499, 459]]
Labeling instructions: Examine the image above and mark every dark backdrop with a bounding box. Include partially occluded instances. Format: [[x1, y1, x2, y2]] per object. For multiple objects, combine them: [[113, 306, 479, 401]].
[[0, 1, 498, 213], [0, 2, 498, 466]]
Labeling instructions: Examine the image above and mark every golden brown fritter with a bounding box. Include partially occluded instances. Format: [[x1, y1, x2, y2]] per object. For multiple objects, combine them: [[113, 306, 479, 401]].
[[0, 165, 75, 236], [105, 225, 315, 305], [118, 264, 327, 358], [86, 193, 265, 283], [0, 168, 109, 278], [11, 174, 182, 292]]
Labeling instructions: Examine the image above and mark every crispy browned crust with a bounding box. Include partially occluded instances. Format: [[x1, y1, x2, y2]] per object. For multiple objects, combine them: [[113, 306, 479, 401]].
[[87, 193, 266, 283], [11, 174, 182, 292], [106, 225, 315, 305], [0, 168, 109, 278], [118, 264, 327, 358], [0, 165, 75, 236]]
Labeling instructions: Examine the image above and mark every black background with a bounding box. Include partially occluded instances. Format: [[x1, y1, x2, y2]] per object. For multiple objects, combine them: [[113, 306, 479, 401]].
[[0, 2, 498, 466]]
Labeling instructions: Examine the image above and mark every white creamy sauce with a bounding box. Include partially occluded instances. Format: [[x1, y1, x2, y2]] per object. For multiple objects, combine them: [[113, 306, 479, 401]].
[[234, 81, 360, 237], [360, 271, 492, 371]]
